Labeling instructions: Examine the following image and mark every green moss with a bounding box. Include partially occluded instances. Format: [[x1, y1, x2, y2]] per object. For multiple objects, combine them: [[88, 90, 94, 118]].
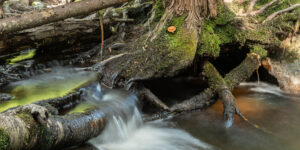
[[16, 112, 36, 147], [7, 49, 36, 65], [250, 44, 268, 57], [164, 17, 197, 65], [67, 102, 96, 114], [215, 24, 238, 44], [198, 23, 221, 57], [203, 61, 226, 89], [16, 112, 54, 149], [122, 15, 197, 79], [197, 3, 238, 57], [214, 3, 236, 25], [0, 128, 9, 150], [153, 0, 165, 23]]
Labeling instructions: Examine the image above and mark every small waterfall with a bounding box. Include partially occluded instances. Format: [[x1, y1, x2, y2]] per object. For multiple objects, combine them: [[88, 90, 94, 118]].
[[85, 85, 214, 150]]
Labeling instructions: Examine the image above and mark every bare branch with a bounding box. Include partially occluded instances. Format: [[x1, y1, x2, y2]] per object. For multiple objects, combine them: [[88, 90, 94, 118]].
[[250, 0, 278, 16], [263, 4, 300, 23]]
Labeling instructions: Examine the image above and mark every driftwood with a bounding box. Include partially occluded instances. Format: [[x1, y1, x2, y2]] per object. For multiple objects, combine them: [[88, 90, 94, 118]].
[[0, 0, 129, 34]]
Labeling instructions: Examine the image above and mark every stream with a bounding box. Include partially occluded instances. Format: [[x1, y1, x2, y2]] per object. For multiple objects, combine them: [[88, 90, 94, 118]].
[[75, 82, 300, 150], [1, 67, 300, 150]]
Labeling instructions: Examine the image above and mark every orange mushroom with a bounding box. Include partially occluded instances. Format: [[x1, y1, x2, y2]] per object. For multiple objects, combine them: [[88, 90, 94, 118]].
[[167, 26, 176, 33]]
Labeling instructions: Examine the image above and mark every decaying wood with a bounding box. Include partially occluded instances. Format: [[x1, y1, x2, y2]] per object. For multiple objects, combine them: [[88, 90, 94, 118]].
[[0, 0, 129, 34], [171, 53, 261, 112]]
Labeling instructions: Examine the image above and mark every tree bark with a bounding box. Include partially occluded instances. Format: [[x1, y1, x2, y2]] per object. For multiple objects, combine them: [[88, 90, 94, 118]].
[[0, 0, 129, 34]]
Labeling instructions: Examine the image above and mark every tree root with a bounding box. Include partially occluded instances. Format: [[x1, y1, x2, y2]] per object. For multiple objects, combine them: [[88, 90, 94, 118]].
[[171, 53, 262, 129], [171, 53, 261, 112], [263, 4, 300, 23], [139, 84, 170, 111]]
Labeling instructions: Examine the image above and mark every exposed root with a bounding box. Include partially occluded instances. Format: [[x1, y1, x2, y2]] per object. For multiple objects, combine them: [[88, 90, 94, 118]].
[[171, 53, 261, 112], [249, 0, 278, 16], [263, 4, 300, 23], [247, 0, 259, 13], [137, 84, 170, 111], [204, 61, 269, 133], [171, 88, 216, 112]]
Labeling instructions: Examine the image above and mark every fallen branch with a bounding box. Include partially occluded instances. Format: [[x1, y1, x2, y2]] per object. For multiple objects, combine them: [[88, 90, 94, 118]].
[[138, 84, 170, 111], [263, 4, 300, 23], [249, 0, 278, 16], [0, 0, 129, 34]]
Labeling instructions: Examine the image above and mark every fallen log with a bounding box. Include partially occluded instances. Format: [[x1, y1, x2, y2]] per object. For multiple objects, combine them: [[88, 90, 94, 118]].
[[0, 18, 103, 53], [0, 0, 129, 34], [0, 89, 137, 150]]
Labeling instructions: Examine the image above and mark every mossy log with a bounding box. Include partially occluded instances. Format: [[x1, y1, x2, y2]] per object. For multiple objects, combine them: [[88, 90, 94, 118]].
[[0, 90, 136, 150], [0, 104, 105, 150]]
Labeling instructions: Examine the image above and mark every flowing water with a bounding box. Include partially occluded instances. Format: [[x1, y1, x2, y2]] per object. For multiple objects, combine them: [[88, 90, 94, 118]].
[[0, 67, 97, 112], [1, 67, 300, 150], [76, 82, 300, 150], [71, 83, 215, 150]]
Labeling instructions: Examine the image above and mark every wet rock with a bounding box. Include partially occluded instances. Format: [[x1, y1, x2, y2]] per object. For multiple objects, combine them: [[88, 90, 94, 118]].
[[0, 93, 12, 103], [263, 58, 300, 95]]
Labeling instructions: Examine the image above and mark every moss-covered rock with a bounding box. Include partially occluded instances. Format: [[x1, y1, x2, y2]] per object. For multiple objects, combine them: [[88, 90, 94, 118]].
[[250, 44, 268, 57], [0, 128, 9, 150]]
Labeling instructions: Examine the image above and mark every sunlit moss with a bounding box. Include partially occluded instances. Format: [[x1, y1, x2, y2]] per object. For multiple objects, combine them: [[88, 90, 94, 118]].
[[250, 44, 268, 57], [0, 128, 9, 150], [67, 102, 96, 114], [7, 49, 36, 65]]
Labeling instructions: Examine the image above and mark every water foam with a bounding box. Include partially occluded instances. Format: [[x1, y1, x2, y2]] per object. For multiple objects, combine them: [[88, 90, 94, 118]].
[[88, 88, 214, 150]]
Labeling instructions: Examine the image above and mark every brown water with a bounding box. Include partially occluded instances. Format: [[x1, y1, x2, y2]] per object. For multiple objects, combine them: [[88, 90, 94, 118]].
[[171, 82, 300, 150]]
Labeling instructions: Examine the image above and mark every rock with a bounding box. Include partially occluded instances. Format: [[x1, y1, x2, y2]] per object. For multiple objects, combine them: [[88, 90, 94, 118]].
[[263, 58, 300, 95]]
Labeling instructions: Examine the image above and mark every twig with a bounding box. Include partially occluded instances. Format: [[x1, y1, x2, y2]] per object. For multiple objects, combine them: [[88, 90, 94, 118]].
[[98, 16, 104, 61], [263, 4, 300, 23], [249, 0, 278, 16]]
